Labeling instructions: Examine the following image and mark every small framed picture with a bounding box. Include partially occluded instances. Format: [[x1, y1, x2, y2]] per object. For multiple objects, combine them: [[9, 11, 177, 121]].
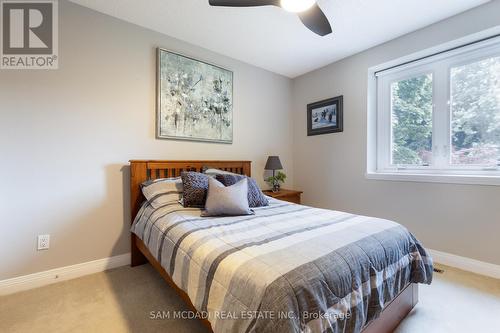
[[307, 96, 343, 136]]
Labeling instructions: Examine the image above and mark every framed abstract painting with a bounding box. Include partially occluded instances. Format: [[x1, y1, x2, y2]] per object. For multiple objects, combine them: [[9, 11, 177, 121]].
[[156, 48, 233, 143]]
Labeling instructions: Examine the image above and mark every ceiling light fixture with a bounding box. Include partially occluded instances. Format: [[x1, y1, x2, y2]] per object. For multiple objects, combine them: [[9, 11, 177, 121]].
[[280, 0, 316, 13]]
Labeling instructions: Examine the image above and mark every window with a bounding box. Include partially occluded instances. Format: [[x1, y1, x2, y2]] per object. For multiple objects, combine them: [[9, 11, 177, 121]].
[[369, 36, 500, 185], [391, 73, 433, 166], [450, 56, 500, 166]]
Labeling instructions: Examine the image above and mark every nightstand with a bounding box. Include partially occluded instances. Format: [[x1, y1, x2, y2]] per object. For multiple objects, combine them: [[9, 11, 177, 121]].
[[263, 189, 303, 204]]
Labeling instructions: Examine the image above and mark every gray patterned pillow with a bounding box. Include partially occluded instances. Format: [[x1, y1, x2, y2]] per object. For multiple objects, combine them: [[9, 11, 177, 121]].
[[181, 171, 209, 207], [202, 177, 253, 217], [215, 174, 269, 207]]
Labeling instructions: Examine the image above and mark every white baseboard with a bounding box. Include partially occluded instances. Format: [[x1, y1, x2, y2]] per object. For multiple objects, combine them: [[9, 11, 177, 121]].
[[0, 253, 131, 296], [429, 249, 500, 279]]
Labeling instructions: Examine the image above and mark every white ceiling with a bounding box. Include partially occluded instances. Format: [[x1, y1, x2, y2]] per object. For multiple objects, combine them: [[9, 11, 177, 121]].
[[69, 0, 490, 78]]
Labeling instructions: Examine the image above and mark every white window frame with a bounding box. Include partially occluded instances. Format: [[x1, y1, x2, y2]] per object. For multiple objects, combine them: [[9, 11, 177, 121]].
[[367, 32, 500, 186]]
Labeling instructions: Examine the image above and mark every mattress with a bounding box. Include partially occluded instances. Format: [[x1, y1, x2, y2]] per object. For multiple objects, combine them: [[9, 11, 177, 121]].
[[131, 198, 432, 333]]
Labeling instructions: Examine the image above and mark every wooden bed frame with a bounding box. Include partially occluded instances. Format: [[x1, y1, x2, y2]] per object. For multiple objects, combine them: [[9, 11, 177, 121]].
[[129, 160, 418, 333]]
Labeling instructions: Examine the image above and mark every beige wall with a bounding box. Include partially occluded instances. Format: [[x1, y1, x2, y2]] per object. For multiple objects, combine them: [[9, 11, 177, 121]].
[[0, 1, 294, 280], [291, 1, 500, 265]]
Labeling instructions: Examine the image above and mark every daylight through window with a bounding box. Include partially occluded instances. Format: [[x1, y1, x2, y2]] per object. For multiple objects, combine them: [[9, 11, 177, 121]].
[[374, 38, 500, 180]]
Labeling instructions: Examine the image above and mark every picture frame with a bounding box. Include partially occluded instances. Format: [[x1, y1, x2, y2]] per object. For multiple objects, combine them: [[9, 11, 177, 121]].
[[156, 48, 233, 143], [307, 96, 343, 136]]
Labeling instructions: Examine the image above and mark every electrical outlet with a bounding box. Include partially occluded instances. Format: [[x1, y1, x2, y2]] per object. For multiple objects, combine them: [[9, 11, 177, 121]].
[[37, 234, 50, 250]]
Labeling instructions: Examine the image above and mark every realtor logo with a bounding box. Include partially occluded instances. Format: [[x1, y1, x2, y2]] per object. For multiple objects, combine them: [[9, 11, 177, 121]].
[[1, 0, 58, 69]]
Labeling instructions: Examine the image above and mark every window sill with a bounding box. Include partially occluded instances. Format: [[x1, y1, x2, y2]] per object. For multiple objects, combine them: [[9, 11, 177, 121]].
[[366, 171, 500, 186]]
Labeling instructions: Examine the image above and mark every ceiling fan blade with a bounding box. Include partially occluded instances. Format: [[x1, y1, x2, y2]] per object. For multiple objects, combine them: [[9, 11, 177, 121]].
[[298, 3, 332, 36], [209, 0, 279, 7]]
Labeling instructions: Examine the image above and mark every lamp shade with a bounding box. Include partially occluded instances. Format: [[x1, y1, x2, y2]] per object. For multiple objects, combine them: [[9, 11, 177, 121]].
[[265, 156, 283, 170]]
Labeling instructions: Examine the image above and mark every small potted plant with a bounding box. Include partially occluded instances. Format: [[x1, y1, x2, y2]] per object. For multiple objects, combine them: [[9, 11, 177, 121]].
[[266, 171, 287, 193]]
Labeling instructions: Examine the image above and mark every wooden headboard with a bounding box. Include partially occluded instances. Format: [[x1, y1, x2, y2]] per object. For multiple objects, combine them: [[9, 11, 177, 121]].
[[129, 160, 251, 223]]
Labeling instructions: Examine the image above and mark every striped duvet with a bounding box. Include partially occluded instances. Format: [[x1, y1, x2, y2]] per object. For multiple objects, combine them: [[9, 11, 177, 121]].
[[132, 198, 433, 333]]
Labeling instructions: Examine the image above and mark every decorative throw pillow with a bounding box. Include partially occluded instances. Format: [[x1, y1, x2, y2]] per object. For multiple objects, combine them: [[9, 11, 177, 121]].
[[141, 177, 183, 209], [216, 174, 269, 207], [181, 171, 210, 207], [202, 177, 253, 217]]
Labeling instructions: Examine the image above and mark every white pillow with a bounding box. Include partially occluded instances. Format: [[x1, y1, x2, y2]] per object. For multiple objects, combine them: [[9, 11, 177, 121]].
[[203, 168, 240, 177], [141, 177, 183, 209], [201, 177, 253, 216]]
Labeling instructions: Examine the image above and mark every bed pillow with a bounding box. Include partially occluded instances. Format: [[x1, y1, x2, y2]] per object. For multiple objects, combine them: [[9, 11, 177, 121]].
[[215, 174, 269, 207], [141, 177, 183, 209], [181, 171, 210, 208], [202, 177, 253, 217], [203, 167, 240, 177]]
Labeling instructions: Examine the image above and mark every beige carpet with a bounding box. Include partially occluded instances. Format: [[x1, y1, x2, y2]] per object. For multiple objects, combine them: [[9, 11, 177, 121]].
[[1, 264, 499, 333]]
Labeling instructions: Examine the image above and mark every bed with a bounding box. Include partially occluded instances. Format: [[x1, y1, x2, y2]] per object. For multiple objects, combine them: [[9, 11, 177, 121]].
[[129, 160, 433, 333]]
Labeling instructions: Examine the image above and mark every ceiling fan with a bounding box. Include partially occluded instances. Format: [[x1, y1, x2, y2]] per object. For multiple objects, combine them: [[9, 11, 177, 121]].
[[208, 0, 332, 36]]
